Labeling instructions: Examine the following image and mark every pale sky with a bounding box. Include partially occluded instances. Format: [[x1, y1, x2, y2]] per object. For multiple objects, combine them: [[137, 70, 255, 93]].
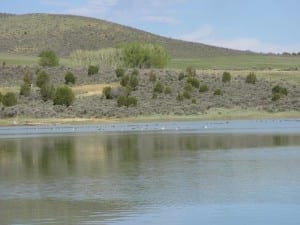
[[2, 0, 300, 53]]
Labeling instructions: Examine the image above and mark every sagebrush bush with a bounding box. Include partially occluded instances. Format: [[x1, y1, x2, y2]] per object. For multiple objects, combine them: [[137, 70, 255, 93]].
[[38, 49, 59, 67], [183, 91, 191, 99], [184, 83, 193, 92], [271, 85, 288, 101], [186, 76, 200, 88], [131, 68, 139, 76], [153, 81, 164, 93], [178, 71, 185, 81], [185, 66, 196, 76], [164, 86, 172, 94], [117, 96, 137, 107], [192, 99, 197, 104], [88, 65, 99, 76], [40, 84, 55, 101], [2, 92, 17, 107], [272, 85, 287, 96], [0, 92, 2, 102], [36, 71, 49, 88], [129, 75, 139, 90], [222, 72, 231, 83], [199, 84, 209, 92], [246, 72, 257, 84], [23, 72, 33, 85], [103, 86, 113, 99], [271, 93, 281, 101], [149, 70, 157, 82], [176, 92, 184, 101], [120, 75, 130, 87], [20, 84, 31, 97], [53, 86, 75, 106], [214, 89, 223, 96], [115, 68, 125, 78], [65, 72, 76, 84]]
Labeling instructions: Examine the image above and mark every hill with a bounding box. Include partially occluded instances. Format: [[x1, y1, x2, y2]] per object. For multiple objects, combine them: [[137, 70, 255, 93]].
[[0, 13, 245, 58]]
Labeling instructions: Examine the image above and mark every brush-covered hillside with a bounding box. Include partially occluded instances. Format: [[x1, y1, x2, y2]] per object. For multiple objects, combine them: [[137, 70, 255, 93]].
[[0, 13, 245, 58]]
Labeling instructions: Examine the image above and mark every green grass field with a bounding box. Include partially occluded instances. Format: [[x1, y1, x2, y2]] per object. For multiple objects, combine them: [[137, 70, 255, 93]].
[[169, 55, 300, 70]]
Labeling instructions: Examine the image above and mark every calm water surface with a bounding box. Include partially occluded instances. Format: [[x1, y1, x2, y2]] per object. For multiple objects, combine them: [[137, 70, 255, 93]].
[[1, 120, 300, 225]]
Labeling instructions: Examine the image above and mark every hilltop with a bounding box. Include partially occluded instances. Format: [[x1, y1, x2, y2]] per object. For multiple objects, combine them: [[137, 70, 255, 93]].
[[0, 13, 245, 58]]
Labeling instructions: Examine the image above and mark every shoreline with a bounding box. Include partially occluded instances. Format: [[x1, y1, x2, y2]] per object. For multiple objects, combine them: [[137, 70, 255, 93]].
[[0, 108, 299, 127], [0, 110, 299, 137]]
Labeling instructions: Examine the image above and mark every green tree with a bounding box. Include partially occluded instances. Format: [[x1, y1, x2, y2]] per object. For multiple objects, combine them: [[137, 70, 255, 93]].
[[38, 49, 59, 67], [121, 42, 169, 68], [2, 92, 17, 107], [53, 86, 75, 106]]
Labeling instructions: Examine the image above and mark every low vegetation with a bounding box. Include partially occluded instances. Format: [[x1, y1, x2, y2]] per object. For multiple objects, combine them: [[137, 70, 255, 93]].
[[65, 71, 76, 85], [2, 92, 17, 107], [53, 86, 75, 106], [38, 49, 59, 67], [245, 72, 257, 84], [88, 65, 99, 76]]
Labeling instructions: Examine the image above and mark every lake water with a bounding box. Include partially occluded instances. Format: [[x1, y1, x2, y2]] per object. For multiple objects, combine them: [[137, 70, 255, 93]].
[[1, 120, 300, 225]]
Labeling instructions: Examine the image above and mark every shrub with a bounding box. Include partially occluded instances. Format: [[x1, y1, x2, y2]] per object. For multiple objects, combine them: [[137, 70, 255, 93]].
[[129, 75, 139, 90], [183, 91, 191, 99], [65, 72, 76, 85], [53, 86, 75, 106], [192, 99, 197, 104], [176, 92, 184, 101], [115, 68, 125, 78], [178, 71, 185, 81], [246, 72, 257, 84], [40, 83, 55, 101], [127, 96, 137, 107], [271, 93, 281, 101], [117, 96, 137, 107], [0, 92, 2, 102], [164, 86, 172, 94], [111, 86, 131, 98], [214, 89, 223, 96], [120, 75, 130, 87], [36, 71, 49, 88], [88, 65, 99, 76], [120, 42, 169, 68], [272, 85, 287, 96], [2, 92, 17, 107], [2, 61, 6, 68], [153, 81, 164, 93], [186, 76, 200, 88], [222, 71, 231, 83], [20, 84, 31, 97], [149, 70, 157, 82], [271, 85, 288, 101], [152, 93, 158, 99], [131, 68, 139, 76], [199, 84, 209, 92], [23, 72, 32, 85], [186, 66, 196, 76], [38, 49, 59, 67], [102, 86, 113, 99], [184, 83, 193, 92]]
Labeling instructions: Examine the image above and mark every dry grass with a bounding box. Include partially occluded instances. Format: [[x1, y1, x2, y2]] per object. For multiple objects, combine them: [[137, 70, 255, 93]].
[[72, 83, 119, 97]]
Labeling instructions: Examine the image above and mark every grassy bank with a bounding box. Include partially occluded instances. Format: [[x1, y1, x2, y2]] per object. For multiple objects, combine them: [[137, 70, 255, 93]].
[[0, 108, 299, 126]]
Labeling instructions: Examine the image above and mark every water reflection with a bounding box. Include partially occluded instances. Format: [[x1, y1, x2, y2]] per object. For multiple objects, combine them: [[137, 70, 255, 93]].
[[0, 132, 300, 225]]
